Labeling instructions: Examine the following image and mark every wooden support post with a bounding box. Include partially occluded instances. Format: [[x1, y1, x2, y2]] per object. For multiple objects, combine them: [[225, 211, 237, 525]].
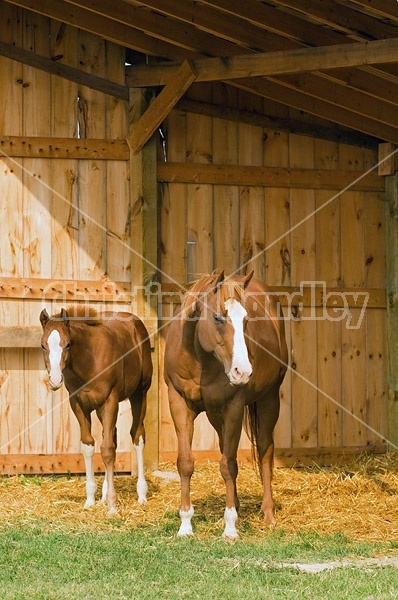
[[384, 150, 398, 448], [129, 88, 159, 471]]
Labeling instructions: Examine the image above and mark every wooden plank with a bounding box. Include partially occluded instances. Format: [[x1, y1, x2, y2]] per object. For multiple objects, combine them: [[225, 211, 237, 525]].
[[0, 277, 132, 301], [160, 445, 387, 468], [238, 92, 266, 279], [0, 326, 41, 347], [0, 452, 132, 475], [0, 39, 129, 100], [77, 30, 107, 282], [0, 135, 129, 159], [127, 37, 398, 85], [385, 174, 398, 448], [156, 162, 384, 191], [127, 60, 197, 155], [159, 108, 188, 457], [186, 85, 214, 283], [22, 10, 53, 456], [105, 42, 130, 284], [212, 84, 240, 274], [378, 143, 398, 176], [0, 3, 24, 457]]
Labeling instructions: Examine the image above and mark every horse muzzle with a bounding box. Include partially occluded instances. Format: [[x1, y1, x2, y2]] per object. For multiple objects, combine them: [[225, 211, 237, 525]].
[[48, 373, 63, 390], [227, 365, 253, 386]]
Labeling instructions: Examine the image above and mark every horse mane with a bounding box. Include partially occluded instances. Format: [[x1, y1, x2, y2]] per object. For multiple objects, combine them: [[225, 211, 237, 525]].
[[181, 273, 245, 322], [54, 306, 102, 325]]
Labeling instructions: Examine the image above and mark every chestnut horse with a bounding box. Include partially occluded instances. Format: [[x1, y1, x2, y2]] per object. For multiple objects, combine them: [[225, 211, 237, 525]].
[[164, 272, 288, 538], [40, 307, 152, 513]]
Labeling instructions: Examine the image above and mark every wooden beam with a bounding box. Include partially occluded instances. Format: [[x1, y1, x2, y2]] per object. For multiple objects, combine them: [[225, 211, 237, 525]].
[[0, 452, 132, 474], [0, 326, 42, 348], [160, 283, 386, 309], [161, 445, 387, 468], [0, 39, 129, 100], [127, 61, 197, 155], [0, 277, 131, 300], [0, 136, 129, 160], [129, 88, 159, 471], [126, 37, 398, 86], [157, 162, 385, 191]]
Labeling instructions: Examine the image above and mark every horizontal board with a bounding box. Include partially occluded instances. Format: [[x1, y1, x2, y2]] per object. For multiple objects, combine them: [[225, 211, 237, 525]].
[[161, 445, 387, 467], [0, 136, 129, 160], [0, 446, 386, 474], [157, 162, 384, 191], [0, 452, 132, 475], [160, 283, 386, 308]]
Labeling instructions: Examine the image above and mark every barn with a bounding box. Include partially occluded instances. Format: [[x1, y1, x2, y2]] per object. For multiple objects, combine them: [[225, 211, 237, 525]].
[[0, 0, 397, 476]]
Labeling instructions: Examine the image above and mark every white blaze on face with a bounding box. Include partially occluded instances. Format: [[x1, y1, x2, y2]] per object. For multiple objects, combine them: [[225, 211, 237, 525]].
[[47, 330, 63, 389], [225, 298, 252, 385]]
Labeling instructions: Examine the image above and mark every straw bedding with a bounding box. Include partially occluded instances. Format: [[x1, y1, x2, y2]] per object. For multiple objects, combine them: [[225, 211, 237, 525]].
[[1, 454, 398, 541]]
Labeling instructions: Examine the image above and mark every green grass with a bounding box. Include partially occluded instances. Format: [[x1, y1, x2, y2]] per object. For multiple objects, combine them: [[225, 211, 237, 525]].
[[1, 524, 398, 599]]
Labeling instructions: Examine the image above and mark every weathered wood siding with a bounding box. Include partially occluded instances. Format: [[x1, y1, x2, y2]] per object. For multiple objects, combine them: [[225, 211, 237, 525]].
[[0, 8, 133, 468]]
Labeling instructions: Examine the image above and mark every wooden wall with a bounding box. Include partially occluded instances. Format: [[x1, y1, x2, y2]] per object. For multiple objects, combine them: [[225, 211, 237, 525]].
[[0, 7, 134, 472], [0, 9, 388, 473], [159, 83, 388, 465]]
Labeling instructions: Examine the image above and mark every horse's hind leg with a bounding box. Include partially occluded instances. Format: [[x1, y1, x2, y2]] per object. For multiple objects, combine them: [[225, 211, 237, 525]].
[[129, 386, 148, 503], [168, 383, 196, 536], [70, 396, 97, 508], [96, 392, 119, 514]]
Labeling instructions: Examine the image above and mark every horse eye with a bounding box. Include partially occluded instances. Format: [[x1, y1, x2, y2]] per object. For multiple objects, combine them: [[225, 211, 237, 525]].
[[65, 342, 71, 350], [214, 314, 226, 324], [41, 344, 46, 350]]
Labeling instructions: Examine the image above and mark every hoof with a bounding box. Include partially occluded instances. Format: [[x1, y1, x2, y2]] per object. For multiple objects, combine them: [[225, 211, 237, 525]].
[[177, 530, 194, 538], [107, 506, 118, 516], [222, 533, 239, 541], [137, 496, 147, 504], [84, 498, 95, 509]]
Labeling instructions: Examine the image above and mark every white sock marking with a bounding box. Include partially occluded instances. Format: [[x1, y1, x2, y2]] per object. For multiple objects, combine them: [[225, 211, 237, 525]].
[[223, 506, 239, 539], [81, 442, 97, 508], [134, 436, 148, 503], [178, 505, 194, 536]]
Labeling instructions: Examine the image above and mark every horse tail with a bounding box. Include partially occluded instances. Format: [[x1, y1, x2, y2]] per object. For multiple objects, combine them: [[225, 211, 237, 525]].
[[243, 403, 262, 480]]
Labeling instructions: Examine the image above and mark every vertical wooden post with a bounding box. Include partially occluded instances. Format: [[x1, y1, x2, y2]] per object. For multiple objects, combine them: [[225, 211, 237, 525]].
[[129, 88, 159, 470], [385, 172, 398, 448]]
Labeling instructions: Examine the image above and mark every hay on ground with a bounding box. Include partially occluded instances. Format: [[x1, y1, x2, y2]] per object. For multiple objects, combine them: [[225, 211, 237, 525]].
[[1, 453, 398, 541]]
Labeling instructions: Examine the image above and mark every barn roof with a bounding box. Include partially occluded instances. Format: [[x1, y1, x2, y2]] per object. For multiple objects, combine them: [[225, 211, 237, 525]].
[[2, 0, 398, 148]]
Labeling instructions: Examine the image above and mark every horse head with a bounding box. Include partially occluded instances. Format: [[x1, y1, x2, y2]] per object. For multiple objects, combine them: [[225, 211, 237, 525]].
[[183, 271, 254, 386], [39, 308, 71, 390]]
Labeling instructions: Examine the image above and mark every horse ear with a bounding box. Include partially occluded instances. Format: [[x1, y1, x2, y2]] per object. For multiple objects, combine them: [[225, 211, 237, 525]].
[[213, 270, 225, 292], [40, 308, 50, 328], [243, 271, 254, 289], [60, 308, 68, 323]]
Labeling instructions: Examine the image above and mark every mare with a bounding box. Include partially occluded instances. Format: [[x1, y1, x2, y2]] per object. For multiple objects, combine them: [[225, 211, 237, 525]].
[[164, 271, 288, 538], [40, 307, 152, 513]]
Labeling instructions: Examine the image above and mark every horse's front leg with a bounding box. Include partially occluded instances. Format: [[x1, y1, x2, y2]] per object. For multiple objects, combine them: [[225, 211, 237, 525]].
[[218, 394, 245, 539], [97, 392, 119, 514], [168, 384, 196, 536], [255, 386, 280, 528], [69, 396, 97, 508]]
